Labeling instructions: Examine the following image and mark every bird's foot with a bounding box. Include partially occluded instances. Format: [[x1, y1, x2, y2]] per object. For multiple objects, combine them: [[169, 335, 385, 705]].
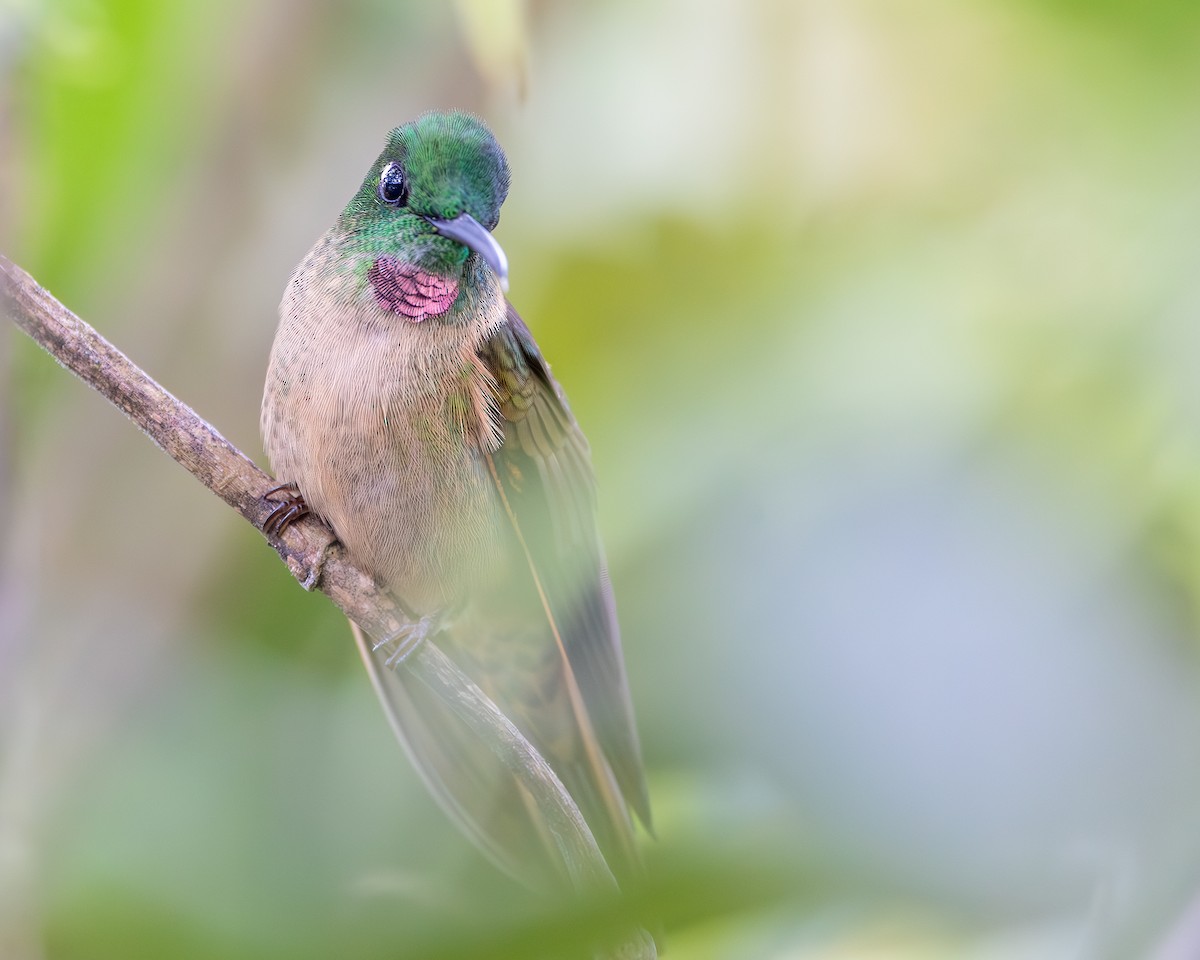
[[372, 612, 444, 669], [262, 481, 310, 536]]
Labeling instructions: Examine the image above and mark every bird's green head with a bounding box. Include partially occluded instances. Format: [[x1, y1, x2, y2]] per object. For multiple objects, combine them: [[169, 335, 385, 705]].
[[339, 112, 512, 322]]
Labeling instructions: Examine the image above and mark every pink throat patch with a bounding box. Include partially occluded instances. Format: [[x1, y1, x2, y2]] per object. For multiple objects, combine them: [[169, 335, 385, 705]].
[[368, 257, 458, 322]]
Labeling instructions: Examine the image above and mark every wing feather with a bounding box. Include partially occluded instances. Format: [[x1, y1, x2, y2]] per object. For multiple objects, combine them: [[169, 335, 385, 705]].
[[353, 302, 651, 891], [351, 622, 566, 892], [478, 306, 652, 843]]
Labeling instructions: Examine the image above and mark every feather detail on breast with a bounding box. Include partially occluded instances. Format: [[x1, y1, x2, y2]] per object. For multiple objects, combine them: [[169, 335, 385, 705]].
[[369, 256, 459, 321], [261, 231, 509, 607]]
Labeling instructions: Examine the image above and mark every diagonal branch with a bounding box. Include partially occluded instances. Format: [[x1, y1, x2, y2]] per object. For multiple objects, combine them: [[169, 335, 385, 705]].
[[0, 254, 622, 897]]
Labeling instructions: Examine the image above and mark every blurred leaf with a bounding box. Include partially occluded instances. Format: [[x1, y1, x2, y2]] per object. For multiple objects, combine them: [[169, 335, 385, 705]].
[[452, 0, 527, 97]]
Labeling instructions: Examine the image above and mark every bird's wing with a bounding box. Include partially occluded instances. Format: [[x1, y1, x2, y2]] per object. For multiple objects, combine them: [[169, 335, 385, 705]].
[[476, 305, 652, 859], [350, 622, 571, 893], [350, 303, 650, 890]]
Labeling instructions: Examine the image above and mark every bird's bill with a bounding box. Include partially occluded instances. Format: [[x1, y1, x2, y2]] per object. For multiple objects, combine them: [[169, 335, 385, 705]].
[[425, 212, 509, 292]]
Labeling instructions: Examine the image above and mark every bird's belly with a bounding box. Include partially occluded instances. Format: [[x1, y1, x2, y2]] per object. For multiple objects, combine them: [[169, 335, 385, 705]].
[[263, 350, 503, 613], [313, 422, 502, 612]]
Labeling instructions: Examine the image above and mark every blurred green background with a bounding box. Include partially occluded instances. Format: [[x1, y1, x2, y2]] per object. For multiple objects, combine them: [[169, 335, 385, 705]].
[[6, 0, 1200, 957]]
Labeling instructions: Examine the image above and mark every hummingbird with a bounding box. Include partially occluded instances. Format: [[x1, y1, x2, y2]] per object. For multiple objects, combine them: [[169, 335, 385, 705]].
[[260, 112, 651, 893]]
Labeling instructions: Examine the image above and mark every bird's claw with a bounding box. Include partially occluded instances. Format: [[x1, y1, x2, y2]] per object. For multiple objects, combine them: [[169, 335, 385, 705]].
[[373, 613, 442, 669], [262, 481, 310, 537]]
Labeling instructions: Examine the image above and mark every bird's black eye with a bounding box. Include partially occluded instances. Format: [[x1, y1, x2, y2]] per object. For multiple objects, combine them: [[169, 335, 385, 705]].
[[378, 162, 408, 206]]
